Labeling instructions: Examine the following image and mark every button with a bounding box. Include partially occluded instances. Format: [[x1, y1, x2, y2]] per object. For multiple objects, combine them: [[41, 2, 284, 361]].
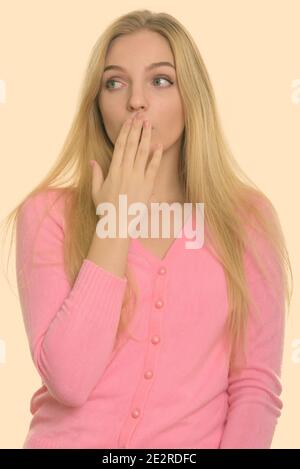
[[158, 266, 166, 275], [151, 335, 160, 344], [131, 408, 140, 418], [144, 370, 153, 379], [155, 299, 164, 309]]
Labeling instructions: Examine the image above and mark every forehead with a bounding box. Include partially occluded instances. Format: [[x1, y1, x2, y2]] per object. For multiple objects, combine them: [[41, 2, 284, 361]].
[[105, 30, 174, 65]]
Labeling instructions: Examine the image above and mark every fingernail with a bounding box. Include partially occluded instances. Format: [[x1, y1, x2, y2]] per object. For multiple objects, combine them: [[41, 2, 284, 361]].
[[89, 160, 95, 168]]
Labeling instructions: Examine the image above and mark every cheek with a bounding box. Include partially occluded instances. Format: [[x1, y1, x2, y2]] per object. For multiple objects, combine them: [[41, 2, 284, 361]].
[[99, 111, 121, 139], [100, 119, 121, 147], [156, 116, 183, 140], [98, 95, 117, 122]]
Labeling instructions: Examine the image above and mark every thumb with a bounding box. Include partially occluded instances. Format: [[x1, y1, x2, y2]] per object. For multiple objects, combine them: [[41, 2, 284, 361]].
[[90, 159, 104, 205]]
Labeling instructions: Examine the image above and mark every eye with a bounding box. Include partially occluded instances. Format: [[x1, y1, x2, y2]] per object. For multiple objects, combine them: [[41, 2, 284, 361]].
[[152, 76, 174, 87], [104, 75, 174, 90], [104, 79, 122, 90]]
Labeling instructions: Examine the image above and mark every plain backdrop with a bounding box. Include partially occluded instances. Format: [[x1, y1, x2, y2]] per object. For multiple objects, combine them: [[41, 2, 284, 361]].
[[0, 0, 299, 449]]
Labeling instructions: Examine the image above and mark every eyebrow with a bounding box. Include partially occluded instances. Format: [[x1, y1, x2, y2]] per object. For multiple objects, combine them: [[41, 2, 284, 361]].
[[103, 61, 175, 74]]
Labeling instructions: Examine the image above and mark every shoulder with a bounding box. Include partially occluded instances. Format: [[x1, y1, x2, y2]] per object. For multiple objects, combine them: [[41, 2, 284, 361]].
[[242, 190, 283, 289], [16, 187, 76, 266], [244, 189, 280, 245], [17, 187, 74, 232]]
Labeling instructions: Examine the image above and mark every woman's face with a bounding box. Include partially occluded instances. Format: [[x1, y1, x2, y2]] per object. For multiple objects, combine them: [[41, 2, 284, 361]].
[[98, 29, 185, 154]]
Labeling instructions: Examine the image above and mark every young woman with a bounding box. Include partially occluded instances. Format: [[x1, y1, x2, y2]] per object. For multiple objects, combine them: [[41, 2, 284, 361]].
[[2, 9, 292, 449]]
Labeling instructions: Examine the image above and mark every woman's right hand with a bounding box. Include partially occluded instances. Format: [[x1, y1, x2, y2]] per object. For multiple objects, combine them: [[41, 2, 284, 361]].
[[90, 112, 163, 234]]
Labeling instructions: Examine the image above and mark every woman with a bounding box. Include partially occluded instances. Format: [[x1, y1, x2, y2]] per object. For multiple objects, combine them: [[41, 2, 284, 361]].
[[2, 9, 292, 449]]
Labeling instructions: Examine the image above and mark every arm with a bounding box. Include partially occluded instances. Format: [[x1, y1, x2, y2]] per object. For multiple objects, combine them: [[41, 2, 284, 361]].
[[16, 189, 128, 408], [219, 222, 286, 449]]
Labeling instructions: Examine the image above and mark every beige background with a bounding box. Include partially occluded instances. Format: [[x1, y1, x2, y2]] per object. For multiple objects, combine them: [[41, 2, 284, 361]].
[[0, 0, 299, 449]]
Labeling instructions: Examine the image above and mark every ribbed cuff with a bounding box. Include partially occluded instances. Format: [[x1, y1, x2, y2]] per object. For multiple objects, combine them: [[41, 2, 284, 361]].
[[65, 258, 128, 326]]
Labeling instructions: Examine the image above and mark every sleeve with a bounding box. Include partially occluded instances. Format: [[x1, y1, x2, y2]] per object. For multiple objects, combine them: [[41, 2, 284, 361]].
[[16, 189, 128, 408], [219, 220, 286, 449]]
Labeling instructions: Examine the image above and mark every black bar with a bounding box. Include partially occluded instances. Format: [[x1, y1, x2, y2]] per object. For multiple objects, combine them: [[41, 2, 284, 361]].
[[0, 449, 299, 467]]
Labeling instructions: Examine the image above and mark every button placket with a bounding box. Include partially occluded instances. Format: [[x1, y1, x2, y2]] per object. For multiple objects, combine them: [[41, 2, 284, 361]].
[[117, 264, 167, 449]]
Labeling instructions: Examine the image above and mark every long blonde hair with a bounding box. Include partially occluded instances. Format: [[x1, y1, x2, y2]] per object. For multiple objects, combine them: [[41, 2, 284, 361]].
[[1, 9, 293, 371]]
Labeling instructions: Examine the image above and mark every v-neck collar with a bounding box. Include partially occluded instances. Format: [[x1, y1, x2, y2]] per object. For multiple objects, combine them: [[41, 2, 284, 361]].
[[128, 206, 197, 268]]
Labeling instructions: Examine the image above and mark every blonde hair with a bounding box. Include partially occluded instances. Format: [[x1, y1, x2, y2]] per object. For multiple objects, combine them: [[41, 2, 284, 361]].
[[1, 9, 293, 371]]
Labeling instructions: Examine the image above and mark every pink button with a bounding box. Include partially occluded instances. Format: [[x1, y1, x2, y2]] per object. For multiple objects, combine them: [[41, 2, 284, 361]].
[[151, 335, 160, 344], [158, 266, 166, 275], [144, 370, 153, 379], [131, 408, 140, 418], [155, 299, 164, 309]]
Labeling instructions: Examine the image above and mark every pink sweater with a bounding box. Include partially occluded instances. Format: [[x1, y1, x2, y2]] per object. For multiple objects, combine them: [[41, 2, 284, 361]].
[[16, 188, 285, 449]]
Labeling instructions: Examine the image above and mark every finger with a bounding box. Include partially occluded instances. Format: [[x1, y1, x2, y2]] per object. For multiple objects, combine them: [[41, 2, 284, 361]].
[[145, 144, 163, 183], [90, 160, 104, 203], [134, 119, 152, 174], [122, 115, 144, 172], [110, 117, 134, 171]]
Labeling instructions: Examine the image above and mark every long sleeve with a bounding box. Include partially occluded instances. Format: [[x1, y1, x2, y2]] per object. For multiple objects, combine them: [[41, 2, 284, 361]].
[[219, 220, 286, 449], [16, 189, 128, 408]]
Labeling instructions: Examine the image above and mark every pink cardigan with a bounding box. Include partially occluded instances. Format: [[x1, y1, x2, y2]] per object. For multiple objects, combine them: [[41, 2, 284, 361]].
[[16, 188, 285, 449]]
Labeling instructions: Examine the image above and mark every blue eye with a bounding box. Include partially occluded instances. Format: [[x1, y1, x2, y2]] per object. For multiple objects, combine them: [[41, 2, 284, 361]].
[[104, 76, 174, 90]]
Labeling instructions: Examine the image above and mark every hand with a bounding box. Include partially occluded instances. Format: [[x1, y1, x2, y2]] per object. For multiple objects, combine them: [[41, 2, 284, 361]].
[[90, 113, 163, 234]]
